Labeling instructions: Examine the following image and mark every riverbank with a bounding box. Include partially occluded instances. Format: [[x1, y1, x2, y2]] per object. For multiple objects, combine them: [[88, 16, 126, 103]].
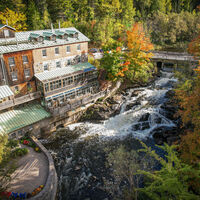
[[41, 68, 182, 200]]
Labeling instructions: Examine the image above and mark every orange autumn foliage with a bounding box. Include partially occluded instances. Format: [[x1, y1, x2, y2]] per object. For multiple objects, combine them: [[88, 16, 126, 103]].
[[176, 33, 200, 165], [125, 23, 154, 82], [116, 47, 121, 52], [127, 23, 154, 52]]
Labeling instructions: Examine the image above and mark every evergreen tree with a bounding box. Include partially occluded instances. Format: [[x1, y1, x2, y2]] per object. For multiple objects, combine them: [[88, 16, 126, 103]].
[[26, 0, 43, 30], [138, 143, 200, 200]]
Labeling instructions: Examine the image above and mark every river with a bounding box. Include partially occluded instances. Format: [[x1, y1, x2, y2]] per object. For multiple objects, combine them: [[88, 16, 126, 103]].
[[43, 69, 179, 200]]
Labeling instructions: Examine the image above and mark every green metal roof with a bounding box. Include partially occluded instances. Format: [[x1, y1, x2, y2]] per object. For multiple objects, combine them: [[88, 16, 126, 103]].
[[35, 62, 96, 82], [0, 27, 90, 54], [0, 24, 16, 30], [0, 103, 51, 135], [43, 32, 55, 37], [65, 30, 77, 34], [55, 30, 66, 36], [29, 33, 41, 38]]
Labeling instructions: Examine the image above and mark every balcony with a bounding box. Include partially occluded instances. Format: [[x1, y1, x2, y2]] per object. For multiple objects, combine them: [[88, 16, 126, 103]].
[[0, 91, 41, 111], [47, 90, 107, 116]]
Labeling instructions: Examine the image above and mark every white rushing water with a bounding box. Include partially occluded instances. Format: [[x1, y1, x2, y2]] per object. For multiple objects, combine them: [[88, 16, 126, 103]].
[[68, 70, 178, 140]]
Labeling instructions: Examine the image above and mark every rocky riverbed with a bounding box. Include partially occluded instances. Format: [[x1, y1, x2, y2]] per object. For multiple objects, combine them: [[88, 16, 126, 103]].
[[42, 69, 181, 200]]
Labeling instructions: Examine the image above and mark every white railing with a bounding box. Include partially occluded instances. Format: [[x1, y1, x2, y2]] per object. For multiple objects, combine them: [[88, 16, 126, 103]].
[[0, 91, 41, 111], [47, 90, 107, 116]]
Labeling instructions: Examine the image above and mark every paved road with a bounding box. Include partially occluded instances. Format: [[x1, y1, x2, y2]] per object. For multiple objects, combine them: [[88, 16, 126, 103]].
[[7, 144, 48, 194]]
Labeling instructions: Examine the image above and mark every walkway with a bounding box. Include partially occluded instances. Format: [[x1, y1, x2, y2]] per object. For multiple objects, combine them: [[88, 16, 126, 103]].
[[7, 144, 49, 194]]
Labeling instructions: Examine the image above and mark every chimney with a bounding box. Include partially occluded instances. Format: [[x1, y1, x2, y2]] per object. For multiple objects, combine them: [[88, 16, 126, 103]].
[[51, 23, 54, 33], [59, 20, 61, 29], [6, 20, 8, 26]]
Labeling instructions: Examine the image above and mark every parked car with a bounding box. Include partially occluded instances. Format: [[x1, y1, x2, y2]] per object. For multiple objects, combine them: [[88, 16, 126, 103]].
[[89, 48, 98, 53], [99, 49, 104, 53]]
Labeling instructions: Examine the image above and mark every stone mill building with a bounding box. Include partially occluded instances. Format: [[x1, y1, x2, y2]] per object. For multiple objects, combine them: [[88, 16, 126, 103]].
[[0, 24, 102, 137]]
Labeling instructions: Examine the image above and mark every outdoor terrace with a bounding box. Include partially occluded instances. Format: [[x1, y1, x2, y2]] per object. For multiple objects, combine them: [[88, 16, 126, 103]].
[[0, 91, 41, 111]]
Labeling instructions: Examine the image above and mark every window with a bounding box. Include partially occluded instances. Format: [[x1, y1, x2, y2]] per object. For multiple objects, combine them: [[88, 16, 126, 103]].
[[66, 46, 71, 53], [22, 55, 28, 64], [4, 30, 9, 37], [59, 95, 64, 104], [56, 61, 61, 68], [78, 56, 81, 63], [8, 57, 15, 66], [77, 89, 83, 96], [74, 74, 83, 83], [77, 44, 81, 51], [50, 82, 53, 90], [65, 91, 75, 100], [11, 71, 18, 81], [44, 64, 48, 71], [42, 49, 47, 57], [63, 76, 73, 87], [52, 35, 56, 41], [24, 69, 30, 78], [44, 83, 49, 92], [67, 59, 71, 66], [49, 80, 62, 91], [55, 47, 59, 55], [38, 36, 44, 43]]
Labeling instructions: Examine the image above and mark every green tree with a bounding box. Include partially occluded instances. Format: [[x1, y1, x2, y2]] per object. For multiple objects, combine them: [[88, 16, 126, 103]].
[[105, 145, 153, 200], [0, 8, 27, 31], [26, 0, 43, 30], [138, 143, 200, 200]]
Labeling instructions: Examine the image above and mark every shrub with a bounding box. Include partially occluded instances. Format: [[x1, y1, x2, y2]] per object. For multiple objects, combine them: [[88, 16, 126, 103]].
[[6, 139, 19, 148], [12, 148, 29, 157]]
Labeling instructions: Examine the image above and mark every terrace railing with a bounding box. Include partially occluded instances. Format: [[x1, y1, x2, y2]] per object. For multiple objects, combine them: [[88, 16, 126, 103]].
[[0, 91, 41, 111], [47, 90, 107, 116]]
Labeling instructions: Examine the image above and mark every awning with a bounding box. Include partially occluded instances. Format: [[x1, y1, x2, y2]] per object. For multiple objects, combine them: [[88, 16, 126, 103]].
[[35, 62, 96, 82], [0, 103, 51, 135], [0, 85, 14, 99]]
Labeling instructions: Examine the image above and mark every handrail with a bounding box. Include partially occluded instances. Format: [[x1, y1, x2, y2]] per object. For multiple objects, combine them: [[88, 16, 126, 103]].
[[0, 91, 41, 111], [47, 90, 107, 116]]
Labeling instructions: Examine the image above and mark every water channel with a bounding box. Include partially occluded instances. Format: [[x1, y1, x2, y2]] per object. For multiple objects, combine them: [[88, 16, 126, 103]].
[[43, 69, 179, 200]]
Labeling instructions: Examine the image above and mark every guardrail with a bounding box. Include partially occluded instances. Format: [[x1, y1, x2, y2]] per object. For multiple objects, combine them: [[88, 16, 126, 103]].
[[151, 51, 198, 62], [47, 90, 107, 116], [0, 91, 41, 111], [29, 136, 57, 200]]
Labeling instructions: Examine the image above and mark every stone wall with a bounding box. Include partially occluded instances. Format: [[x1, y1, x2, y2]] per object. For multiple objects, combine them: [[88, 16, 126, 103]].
[[29, 136, 58, 200]]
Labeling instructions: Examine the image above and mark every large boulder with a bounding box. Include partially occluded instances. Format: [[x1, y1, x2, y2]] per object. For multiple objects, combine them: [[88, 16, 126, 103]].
[[151, 126, 179, 145]]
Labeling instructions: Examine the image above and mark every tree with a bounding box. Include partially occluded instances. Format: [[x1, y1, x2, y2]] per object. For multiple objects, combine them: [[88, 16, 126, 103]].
[[105, 145, 154, 200], [138, 143, 200, 200], [0, 8, 27, 31], [26, 0, 43, 30], [100, 45, 128, 81], [100, 23, 154, 83], [126, 23, 154, 82], [175, 33, 200, 166]]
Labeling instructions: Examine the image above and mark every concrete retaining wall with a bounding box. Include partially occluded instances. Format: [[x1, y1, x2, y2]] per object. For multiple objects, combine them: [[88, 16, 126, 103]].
[[29, 136, 57, 200]]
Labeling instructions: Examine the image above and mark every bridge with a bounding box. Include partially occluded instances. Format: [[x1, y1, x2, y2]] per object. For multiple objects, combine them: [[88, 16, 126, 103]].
[[93, 50, 199, 68], [151, 51, 199, 70], [152, 51, 197, 62]]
